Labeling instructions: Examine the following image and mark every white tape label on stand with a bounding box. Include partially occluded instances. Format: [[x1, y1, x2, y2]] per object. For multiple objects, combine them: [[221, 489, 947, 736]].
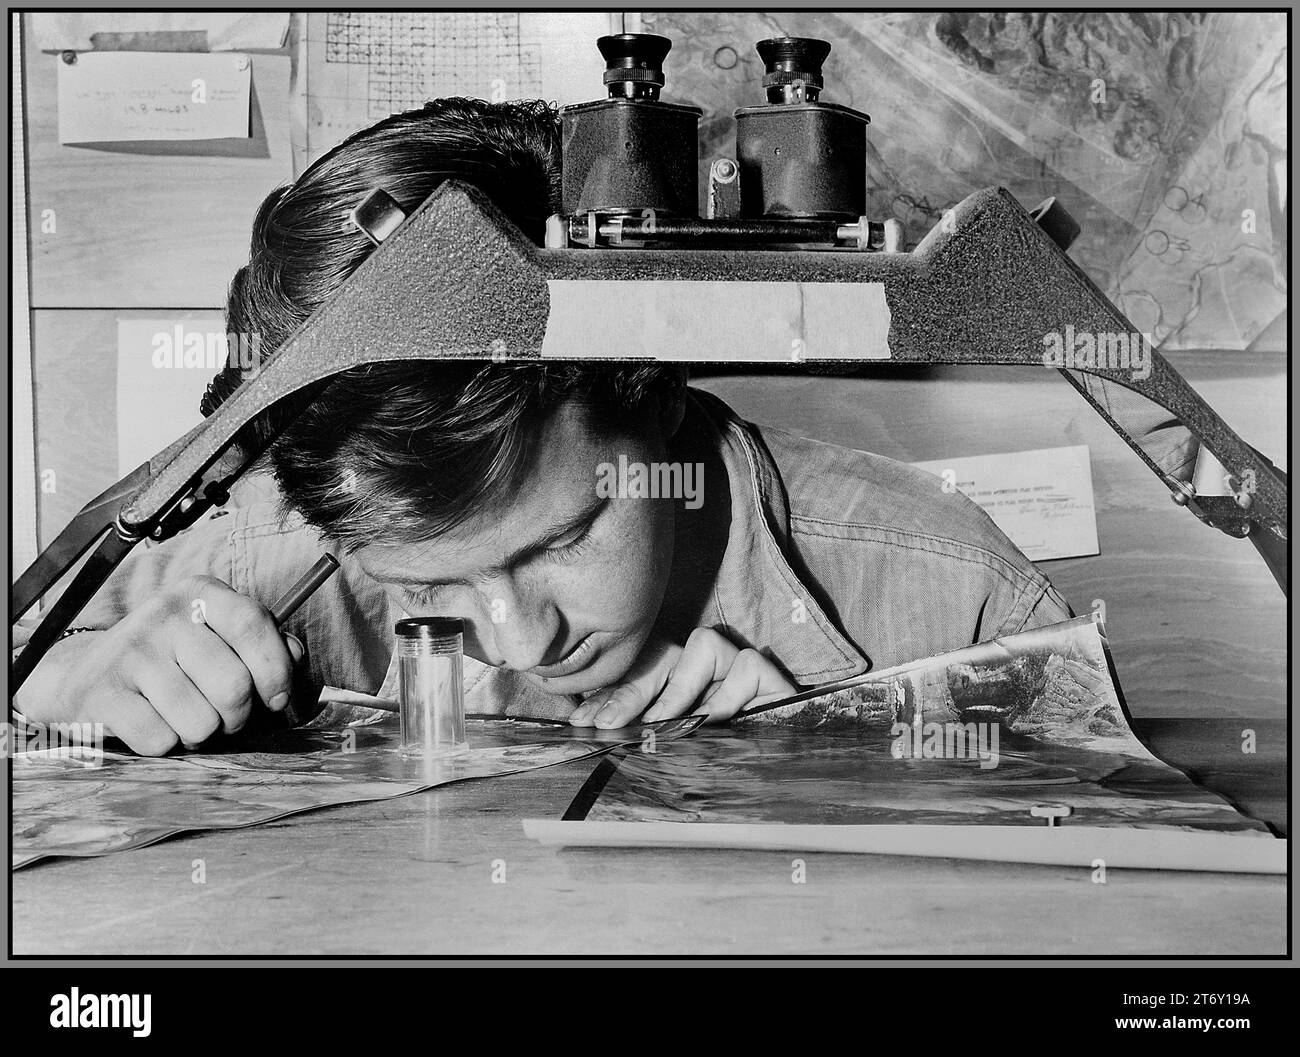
[[541, 280, 892, 362]]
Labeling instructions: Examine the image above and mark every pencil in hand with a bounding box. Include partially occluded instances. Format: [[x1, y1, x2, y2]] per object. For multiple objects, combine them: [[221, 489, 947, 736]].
[[266, 553, 340, 725]]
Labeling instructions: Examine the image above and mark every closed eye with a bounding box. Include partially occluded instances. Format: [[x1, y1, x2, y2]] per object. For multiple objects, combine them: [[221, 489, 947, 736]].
[[536, 519, 597, 565], [398, 500, 606, 605], [401, 584, 446, 608]]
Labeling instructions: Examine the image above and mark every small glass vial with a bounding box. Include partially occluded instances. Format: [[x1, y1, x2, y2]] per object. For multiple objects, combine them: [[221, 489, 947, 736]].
[[396, 617, 468, 758]]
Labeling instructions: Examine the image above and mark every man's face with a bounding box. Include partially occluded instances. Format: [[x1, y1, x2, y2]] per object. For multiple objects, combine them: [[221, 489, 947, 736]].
[[353, 399, 675, 696]]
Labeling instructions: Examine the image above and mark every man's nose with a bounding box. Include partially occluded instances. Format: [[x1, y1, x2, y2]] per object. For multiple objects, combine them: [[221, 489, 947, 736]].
[[477, 579, 559, 672]]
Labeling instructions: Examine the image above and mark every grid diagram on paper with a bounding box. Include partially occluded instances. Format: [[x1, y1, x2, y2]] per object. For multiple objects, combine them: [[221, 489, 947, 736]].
[[323, 11, 543, 120]]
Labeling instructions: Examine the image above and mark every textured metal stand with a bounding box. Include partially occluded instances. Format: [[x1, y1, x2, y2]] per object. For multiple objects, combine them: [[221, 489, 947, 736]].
[[118, 180, 1286, 553], [11, 180, 1287, 690]]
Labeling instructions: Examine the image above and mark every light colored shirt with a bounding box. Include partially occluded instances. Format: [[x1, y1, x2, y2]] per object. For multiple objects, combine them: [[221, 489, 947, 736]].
[[17, 389, 1073, 725]]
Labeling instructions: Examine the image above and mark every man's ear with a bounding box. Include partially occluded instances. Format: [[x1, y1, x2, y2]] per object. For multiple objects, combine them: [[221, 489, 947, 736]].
[[658, 381, 687, 439]]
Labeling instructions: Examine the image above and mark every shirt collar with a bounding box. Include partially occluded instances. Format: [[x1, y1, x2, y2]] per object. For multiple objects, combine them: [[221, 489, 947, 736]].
[[685, 389, 871, 685]]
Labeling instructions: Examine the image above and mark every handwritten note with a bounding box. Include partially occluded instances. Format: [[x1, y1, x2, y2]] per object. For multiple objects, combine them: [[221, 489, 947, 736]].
[[911, 445, 1099, 561], [57, 51, 251, 143]]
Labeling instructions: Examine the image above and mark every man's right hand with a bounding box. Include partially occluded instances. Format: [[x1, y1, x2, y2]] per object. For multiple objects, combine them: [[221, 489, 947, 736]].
[[15, 576, 303, 756]]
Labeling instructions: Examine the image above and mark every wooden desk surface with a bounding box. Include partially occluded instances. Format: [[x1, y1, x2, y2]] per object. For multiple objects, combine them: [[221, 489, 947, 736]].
[[11, 718, 1286, 957]]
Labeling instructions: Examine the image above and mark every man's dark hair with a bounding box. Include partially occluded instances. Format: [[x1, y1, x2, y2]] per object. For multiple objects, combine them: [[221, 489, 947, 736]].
[[204, 97, 685, 550]]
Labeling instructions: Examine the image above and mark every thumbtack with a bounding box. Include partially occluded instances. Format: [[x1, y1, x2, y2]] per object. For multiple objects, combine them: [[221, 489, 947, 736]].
[[61, 51, 77, 65], [1030, 803, 1073, 827]]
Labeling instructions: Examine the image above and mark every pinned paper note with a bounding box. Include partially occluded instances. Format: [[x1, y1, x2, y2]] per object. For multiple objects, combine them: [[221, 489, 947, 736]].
[[57, 51, 251, 143], [911, 445, 1099, 561], [295, 12, 615, 171]]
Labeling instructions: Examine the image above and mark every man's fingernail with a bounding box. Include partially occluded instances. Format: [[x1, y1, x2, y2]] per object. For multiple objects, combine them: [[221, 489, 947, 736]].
[[269, 692, 289, 712], [285, 635, 305, 663]]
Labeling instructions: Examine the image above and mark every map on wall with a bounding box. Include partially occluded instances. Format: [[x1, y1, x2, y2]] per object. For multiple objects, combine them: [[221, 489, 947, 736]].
[[646, 10, 1286, 352], [285, 11, 1285, 352]]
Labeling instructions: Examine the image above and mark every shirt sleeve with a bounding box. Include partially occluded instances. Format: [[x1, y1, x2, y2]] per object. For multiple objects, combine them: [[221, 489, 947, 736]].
[[998, 575, 1076, 636], [12, 504, 244, 653], [11, 489, 379, 719]]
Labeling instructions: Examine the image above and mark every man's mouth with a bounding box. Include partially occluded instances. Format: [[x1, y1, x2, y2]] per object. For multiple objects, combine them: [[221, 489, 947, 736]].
[[529, 634, 597, 679]]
